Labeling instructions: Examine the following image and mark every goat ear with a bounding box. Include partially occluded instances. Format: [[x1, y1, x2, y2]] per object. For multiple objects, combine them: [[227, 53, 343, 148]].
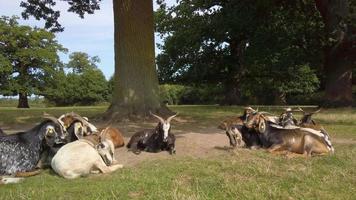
[[74, 123, 84, 139], [258, 117, 266, 133]]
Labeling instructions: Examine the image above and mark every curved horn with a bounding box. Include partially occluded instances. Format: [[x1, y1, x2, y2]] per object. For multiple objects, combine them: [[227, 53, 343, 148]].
[[70, 114, 98, 133], [311, 108, 321, 114], [297, 107, 305, 113], [150, 111, 165, 124], [42, 115, 66, 133], [167, 113, 178, 123], [258, 111, 273, 115]]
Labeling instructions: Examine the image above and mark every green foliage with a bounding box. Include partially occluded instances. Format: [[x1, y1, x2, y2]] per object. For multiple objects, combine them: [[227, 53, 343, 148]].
[[155, 0, 325, 104], [20, 0, 102, 32], [0, 15, 66, 102], [0, 106, 356, 199], [159, 84, 224, 105], [43, 52, 109, 106], [159, 84, 186, 105], [67, 52, 100, 73]]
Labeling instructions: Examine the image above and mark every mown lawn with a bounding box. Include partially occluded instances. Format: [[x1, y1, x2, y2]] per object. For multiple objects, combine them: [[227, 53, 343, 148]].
[[0, 105, 355, 200]]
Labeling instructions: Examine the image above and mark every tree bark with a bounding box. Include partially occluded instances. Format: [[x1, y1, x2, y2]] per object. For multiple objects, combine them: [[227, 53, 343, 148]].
[[17, 92, 29, 108], [105, 0, 169, 119], [315, 0, 356, 107], [221, 39, 246, 105]]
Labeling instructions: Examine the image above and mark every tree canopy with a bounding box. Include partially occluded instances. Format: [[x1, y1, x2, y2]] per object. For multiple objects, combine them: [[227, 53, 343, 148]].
[[44, 52, 109, 106], [155, 0, 324, 104], [0, 16, 66, 107]]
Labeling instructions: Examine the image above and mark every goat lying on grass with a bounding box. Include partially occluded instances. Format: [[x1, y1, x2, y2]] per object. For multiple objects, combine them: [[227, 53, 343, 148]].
[[219, 107, 262, 149], [51, 127, 124, 179], [0, 117, 67, 184], [245, 112, 334, 156], [127, 112, 177, 155], [36, 113, 99, 169]]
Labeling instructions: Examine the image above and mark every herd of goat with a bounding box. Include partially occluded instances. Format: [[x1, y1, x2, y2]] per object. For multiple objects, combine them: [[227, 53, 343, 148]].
[[0, 107, 334, 184]]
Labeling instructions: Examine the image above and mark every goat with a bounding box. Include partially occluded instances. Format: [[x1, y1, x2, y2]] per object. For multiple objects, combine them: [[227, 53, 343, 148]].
[[127, 112, 177, 155], [51, 136, 123, 179], [278, 108, 299, 127], [37, 113, 100, 169], [218, 107, 256, 130], [219, 107, 262, 148], [296, 107, 323, 129], [0, 117, 67, 183], [99, 127, 125, 148], [59, 112, 98, 138], [244, 112, 334, 156]]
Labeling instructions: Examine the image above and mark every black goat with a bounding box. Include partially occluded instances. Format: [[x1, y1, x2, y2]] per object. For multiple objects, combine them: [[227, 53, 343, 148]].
[[127, 113, 178, 155], [0, 117, 67, 176]]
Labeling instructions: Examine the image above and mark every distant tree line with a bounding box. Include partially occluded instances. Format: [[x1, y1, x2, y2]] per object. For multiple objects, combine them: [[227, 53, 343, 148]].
[[0, 16, 111, 107]]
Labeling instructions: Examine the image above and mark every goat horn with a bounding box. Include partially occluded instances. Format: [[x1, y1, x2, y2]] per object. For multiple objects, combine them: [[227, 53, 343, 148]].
[[150, 111, 165, 124], [311, 108, 321, 114], [258, 111, 273, 115], [297, 107, 305, 113], [167, 113, 178, 123], [70, 113, 97, 133], [42, 115, 66, 133]]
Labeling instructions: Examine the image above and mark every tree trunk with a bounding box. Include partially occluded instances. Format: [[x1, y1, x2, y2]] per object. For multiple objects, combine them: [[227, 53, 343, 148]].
[[324, 53, 353, 106], [221, 39, 247, 105], [17, 92, 29, 108], [106, 0, 169, 119], [315, 0, 356, 107]]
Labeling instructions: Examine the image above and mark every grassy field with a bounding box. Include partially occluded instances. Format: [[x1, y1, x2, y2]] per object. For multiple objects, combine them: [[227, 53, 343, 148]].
[[0, 105, 355, 200]]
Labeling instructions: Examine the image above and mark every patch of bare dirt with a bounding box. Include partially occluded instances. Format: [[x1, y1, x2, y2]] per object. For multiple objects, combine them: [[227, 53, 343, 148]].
[[4, 119, 355, 168], [115, 131, 231, 167]]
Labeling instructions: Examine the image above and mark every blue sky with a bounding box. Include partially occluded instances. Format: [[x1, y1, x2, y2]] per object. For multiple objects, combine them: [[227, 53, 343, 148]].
[[0, 0, 175, 79]]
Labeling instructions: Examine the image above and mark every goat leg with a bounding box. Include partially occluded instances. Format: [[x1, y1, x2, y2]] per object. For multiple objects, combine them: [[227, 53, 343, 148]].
[[15, 169, 42, 177], [267, 144, 286, 154], [93, 161, 123, 174]]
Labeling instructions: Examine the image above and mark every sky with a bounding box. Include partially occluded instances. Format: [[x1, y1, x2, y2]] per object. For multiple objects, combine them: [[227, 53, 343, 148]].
[[0, 0, 176, 79]]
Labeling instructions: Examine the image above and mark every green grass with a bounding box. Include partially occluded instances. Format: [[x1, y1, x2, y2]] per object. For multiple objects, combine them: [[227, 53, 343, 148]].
[[1, 105, 356, 199]]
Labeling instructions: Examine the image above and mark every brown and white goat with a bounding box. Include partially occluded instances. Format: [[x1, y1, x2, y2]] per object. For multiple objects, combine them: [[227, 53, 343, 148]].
[[51, 128, 124, 179], [245, 112, 334, 157], [127, 112, 177, 155]]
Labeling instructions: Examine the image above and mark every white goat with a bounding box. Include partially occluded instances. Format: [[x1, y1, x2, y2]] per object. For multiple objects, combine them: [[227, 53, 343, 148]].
[[51, 138, 122, 179]]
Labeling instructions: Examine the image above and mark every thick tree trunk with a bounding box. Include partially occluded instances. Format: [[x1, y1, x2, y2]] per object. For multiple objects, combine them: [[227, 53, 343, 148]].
[[221, 39, 247, 105], [106, 0, 169, 119], [17, 92, 29, 108], [315, 0, 356, 106], [324, 53, 353, 106]]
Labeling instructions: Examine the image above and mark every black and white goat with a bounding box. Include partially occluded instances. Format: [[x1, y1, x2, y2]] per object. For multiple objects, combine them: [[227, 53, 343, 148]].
[[37, 113, 99, 168], [127, 112, 178, 155], [0, 117, 67, 183]]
